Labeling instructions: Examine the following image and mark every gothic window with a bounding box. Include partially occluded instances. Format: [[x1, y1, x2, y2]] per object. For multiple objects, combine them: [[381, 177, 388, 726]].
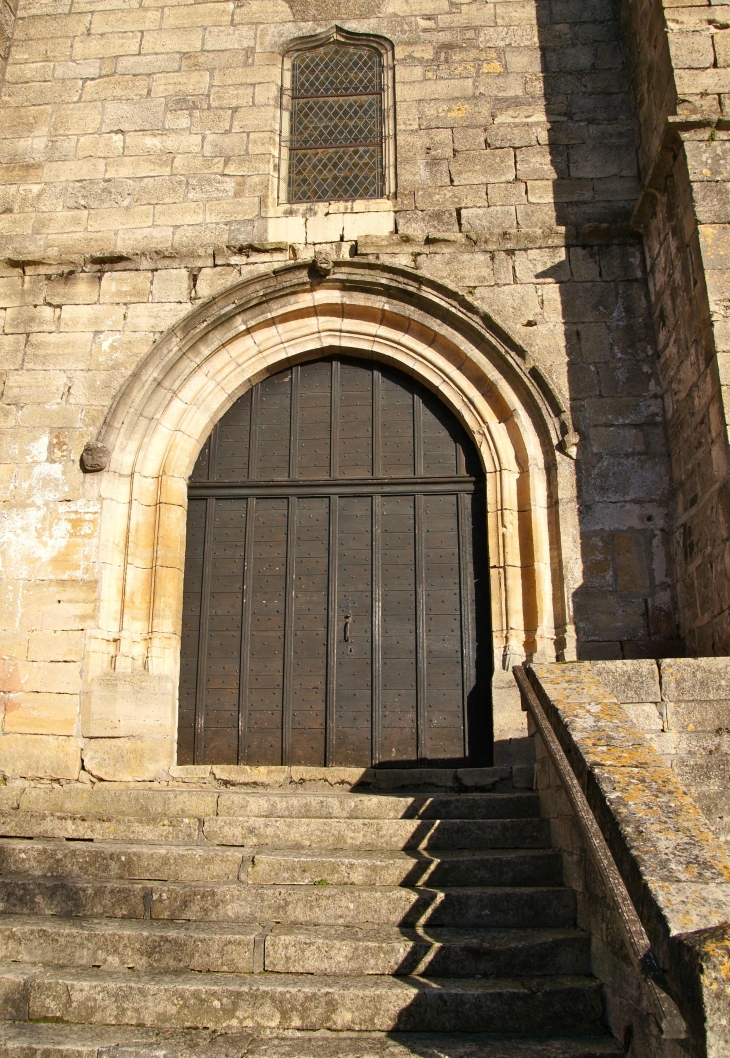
[[282, 31, 394, 204]]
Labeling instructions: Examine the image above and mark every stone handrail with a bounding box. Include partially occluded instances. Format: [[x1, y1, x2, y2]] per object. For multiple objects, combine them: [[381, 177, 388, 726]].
[[513, 664, 687, 1040]]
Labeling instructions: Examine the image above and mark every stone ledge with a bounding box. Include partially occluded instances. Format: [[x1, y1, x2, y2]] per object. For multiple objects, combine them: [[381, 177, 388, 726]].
[[524, 661, 730, 1056]]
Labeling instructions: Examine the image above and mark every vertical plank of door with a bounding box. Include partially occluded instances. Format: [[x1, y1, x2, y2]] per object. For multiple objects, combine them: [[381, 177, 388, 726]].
[[237, 495, 256, 763], [205, 498, 245, 764], [247, 498, 287, 764], [206, 427, 217, 482], [330, 358, 340, 479], [413, 390, 424, 478], [178, 498, 206, 763], [193, 496, 215, 763], [248, 381, 260, 481], [372, 367, 381, 478], [414, 492, 428, 761], [289, 364, 300, 479], [326, 493, 338, 765], [371, 493, 381, 765], [413, 393, 427, 759], [371, 368, 381, 764], [457, 490, 475, 761], [291, 496, 328, 765], [282, 494, 297, 765]]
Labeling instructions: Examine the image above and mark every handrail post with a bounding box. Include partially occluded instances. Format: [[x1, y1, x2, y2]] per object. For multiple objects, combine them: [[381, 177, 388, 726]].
[[513, 664, 687, 1041]]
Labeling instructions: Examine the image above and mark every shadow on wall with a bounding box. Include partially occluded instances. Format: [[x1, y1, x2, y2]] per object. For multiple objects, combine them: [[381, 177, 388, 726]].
[[533, 0, 682, 660]]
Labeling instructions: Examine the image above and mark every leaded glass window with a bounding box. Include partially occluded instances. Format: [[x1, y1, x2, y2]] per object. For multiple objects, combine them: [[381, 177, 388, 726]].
[[289, 43, 384, 203]]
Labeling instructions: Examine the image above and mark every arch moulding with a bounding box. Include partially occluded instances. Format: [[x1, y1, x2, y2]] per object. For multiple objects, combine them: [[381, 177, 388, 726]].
[[81, 260, 580, 779]]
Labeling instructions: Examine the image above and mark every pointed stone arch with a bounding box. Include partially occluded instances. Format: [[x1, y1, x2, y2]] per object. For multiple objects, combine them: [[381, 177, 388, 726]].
[[82, 260, 580, 779]]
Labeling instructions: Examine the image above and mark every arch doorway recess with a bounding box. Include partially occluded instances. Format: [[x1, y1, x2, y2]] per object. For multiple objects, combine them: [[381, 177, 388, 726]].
[[85, 261, 577, 783], [178, 356, 490, 769]]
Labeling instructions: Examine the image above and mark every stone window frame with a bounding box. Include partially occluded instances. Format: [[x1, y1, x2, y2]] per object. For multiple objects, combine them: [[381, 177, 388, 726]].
[[279, 25, 397, 206]]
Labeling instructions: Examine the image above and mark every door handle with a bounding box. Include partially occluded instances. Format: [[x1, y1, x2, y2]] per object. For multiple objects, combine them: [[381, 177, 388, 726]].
[[344, 615, 352, 642]]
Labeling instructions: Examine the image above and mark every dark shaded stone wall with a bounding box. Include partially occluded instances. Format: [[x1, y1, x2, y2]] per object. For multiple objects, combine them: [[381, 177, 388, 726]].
[[619, 0, 730, 655]]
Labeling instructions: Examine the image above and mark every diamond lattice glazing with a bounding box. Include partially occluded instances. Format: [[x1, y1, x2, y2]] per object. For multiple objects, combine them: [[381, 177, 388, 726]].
[[290, 146, 381, 202], [289, 43, 384, 203], [292, 96, 381, 149], [294, 44, 381, 97]]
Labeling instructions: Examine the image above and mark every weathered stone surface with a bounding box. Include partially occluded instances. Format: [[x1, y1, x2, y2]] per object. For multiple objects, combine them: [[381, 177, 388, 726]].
[[23, 965, 604, 1033], [263, 924, 590, 978], [149, 881, 575, 929], [216, 792, 539, 821], [0, 838, 244, 883], [247, 848, 562, 888], [81, 673, 176, 739], [525, 662, 730, 1057], [0, 1025, 624, 1058], [0, 810, 199, 844], [0, 916, 258, 973], [18, 784, 219, 818], [0, 734, 80, 781], [660, 657, 730, 702], [202, 817, 550, 851], [587, 659, 660, 703], [82, 737, 175, 783]]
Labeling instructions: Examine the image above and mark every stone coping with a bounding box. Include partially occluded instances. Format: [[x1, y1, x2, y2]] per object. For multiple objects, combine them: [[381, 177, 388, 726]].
[[525, 662, 730, 1055]]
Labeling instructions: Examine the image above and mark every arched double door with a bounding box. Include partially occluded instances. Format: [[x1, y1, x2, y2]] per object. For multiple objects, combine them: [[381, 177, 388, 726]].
[[177, 356, 491, 768]]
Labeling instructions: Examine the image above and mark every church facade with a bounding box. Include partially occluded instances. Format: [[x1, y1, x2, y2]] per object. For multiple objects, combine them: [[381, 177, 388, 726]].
[[0, 0, 729, 782]]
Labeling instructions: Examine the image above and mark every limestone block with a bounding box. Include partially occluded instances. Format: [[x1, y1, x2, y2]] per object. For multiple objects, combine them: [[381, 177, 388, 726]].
[[212, 765, 290, 786], [152, 269, 189, 303], [588, 659, 660, 703], [100, 271, 152, 303], [82, 736, 174, 781], [59, 304, 125, 331], [3, 691, 78, 735], [81, 671, 175, 739], [27, 630, 84, 662], [0, 732, 80, 779], [460, 205, 517, 232], [660, 657, 730, 702], [12, 661, 81, 695], [45, 273, 100, 305], [450, 149, 514, 185]]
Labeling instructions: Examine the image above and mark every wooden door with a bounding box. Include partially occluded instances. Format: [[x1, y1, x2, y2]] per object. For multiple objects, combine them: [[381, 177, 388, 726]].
[[177, 357, 491, 768]]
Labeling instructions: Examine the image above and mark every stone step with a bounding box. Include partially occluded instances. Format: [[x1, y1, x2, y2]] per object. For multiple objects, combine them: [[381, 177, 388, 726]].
[[263, 924, 591, 977], [203, 817, 551, 850], [0, 1024, 624, 1058], [0, 914, 590, 977], [0, 813, 548, 850], [0, 840, 561, 888], [247, 848, 563, 887], [0, 839, 245, 883], [0, 915, 258, 973], [0, 812, 200, 845], [0, 964, 605, 1034], [0, 878, 577, 928], [11, 786, 539, 821], [215, 792, 541, 820]]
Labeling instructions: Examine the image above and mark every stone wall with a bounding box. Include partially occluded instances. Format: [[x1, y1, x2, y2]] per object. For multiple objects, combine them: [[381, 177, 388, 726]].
[[589, 656, 730, 849], [619, 0, 730, 656], [523, 661, 730, 1058], [0, 0, 685, 778]]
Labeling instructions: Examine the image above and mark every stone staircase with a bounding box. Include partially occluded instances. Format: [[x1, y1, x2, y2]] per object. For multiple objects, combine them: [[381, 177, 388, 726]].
[[0, 768, 623, 1058]]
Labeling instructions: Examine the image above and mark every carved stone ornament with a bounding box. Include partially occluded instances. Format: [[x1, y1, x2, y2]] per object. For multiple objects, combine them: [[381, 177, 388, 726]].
[[80, 440, 111, 473], [312, 253, 333, 277], [560, 430, 580, 460]]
